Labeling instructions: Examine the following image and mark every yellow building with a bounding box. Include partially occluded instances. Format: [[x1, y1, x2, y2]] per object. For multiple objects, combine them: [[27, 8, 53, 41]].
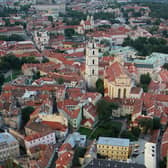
[[104, 61, 132, 99], [97, 137, 130, 161]]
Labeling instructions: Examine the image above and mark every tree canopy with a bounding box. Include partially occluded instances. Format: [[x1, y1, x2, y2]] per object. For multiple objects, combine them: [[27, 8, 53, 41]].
[[21, 106, 34, 129], [96, 99, 118, 120], [0, 34, 25, 41], [140, 73, 151, 92], [123, 36, 168, 56], [96, 78, 104, 96], [0, 54, 39, 72], [138, 118, 153, 134]]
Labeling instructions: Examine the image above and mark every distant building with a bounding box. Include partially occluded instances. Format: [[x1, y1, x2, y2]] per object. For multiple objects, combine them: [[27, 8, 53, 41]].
[[97, 137, 130, 161], [129, 52, 168, 75], [34, 30, 49, 51], [144, 142, 156, 168], [0, 132, 20, 161]]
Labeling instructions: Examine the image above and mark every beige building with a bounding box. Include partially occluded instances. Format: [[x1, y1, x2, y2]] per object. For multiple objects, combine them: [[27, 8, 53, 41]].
[[97, 137, 130, 161], [0, 132, 20, 161], [104, 61, 133, 99]]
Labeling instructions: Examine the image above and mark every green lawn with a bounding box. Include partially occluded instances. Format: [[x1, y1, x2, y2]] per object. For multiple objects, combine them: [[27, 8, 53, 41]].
[[78, 127, 92, 137], [78, 120, 122, 140], [90, 121, 122, 139]]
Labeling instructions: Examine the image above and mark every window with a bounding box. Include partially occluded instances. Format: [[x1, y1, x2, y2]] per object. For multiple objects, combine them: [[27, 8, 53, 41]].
[[92, 60, 94, 64], [118, 89, 121, 98], [93, 50, 95, 55], [92, 69, 94, 75]]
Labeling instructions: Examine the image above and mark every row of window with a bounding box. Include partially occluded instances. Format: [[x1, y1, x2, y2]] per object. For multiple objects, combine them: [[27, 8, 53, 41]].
[[98, 145, 128, 150], [99, 151, 128, 156]]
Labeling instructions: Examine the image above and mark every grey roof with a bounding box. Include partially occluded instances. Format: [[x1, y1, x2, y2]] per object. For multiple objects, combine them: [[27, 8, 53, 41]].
[[135, 63, 153, 69], [97, 137, 130, 147], [0, 132, 18, 145], [84, 159, 146, 168]]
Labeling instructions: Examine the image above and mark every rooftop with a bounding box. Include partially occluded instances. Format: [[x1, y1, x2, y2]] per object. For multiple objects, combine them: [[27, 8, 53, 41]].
[[0, 132, 18, 145], [97, 137, 130, 147]]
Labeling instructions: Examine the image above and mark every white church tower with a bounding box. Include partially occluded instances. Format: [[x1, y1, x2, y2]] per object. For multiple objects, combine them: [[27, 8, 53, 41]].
[[85, 40, 99, 88]]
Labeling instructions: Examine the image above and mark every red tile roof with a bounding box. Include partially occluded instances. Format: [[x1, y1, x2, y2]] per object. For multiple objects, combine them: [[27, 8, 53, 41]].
[[161, 128, 168, 158], [56, 151, 73, 167]]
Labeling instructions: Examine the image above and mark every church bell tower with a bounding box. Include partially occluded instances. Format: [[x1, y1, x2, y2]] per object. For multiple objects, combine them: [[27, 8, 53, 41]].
[[85, 40, 99, 88]]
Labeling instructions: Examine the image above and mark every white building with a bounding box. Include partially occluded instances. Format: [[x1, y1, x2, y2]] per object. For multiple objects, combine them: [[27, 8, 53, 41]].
[[0, 132, 20, 161], [34, 30, 49, 51], [144, 142, 157, 168], [24, 131, 56, 150], [85, 41, 99, 88], [64, 132, 86, 148]]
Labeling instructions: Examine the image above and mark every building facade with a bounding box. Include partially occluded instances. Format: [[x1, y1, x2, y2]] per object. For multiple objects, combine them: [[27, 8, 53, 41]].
[[34, 30, 49, 51], [24, 131, 56, 150], [85, 41, 99, 88], [104, 61, 133, 99], [0, 132, 20, 161], [144, 142, 156, 168], [97, 137, 130, 161]]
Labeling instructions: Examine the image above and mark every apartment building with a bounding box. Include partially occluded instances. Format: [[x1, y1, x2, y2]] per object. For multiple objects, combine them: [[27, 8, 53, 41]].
[[0, 132, 20, 161], [97, 137, 130, 161]]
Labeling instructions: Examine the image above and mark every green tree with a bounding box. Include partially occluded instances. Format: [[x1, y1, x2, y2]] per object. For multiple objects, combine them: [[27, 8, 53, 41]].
[[103, 51, 110, 56], [100, 39, 111, 47], [65, 28, 75, 37], [57, 77, 64, 85], [42, 57, 49, 63], [140, 73, 151, 92], [0, 54, 21, 71], [9, 34, 25, 41], [140, 73, 151, 85], [72, 147, 86, 166], [121, 130, 137, 141], [0, 73, 5, 85], [159, 157, 167, 168], [96, 78, 104, 96], [153, 117, 161, 129], [32, 71, 40, 80], [96, 99, 118, 120], [162, 30, 168, 38], [0, 73, 5, 92], [48, 16, 53, 22], [21, 106, 34, 129], [138, 118, 153, 134], [131, 127, 141, 138], [21, 56, 39, 64], [162, 63, 168, 70]]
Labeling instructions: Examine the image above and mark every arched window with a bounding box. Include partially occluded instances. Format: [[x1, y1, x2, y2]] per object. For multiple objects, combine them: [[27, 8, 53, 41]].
[[123, 88, 127, 98], [93, 50, 95, 55], [118, 88, 121, 98], [92, 69, 94, 75], [92, 59, 94, 64]]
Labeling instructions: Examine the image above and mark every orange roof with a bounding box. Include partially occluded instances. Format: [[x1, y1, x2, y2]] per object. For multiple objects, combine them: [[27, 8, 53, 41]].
[[59, 143, 72, 152], [42, 121, 67, 132], [105, 62, 129, 82], [56, 151, 73, 167]]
